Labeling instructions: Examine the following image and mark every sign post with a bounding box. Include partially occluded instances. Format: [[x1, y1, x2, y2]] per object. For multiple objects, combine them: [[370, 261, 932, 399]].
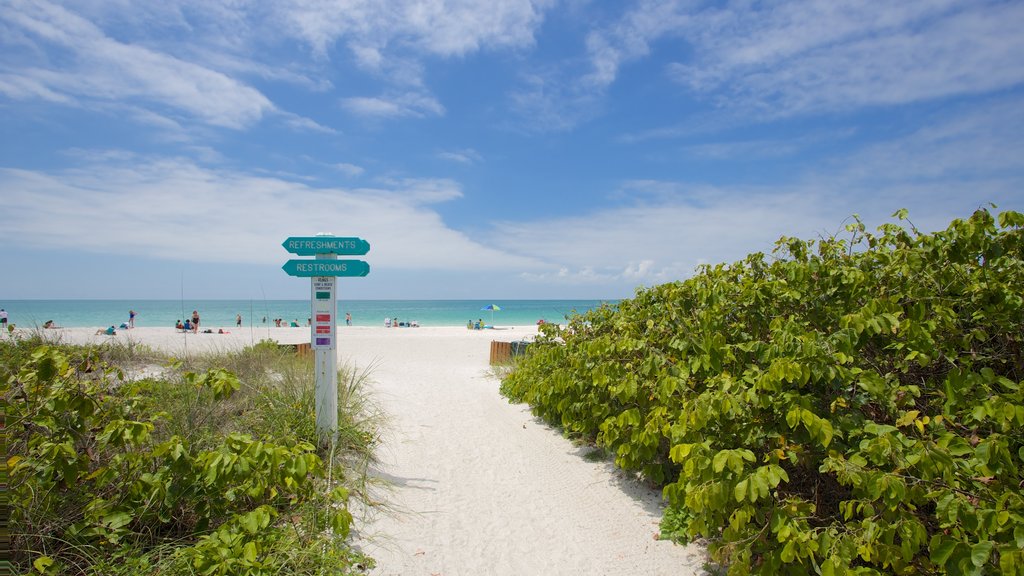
[[282, 235, 370, 442]]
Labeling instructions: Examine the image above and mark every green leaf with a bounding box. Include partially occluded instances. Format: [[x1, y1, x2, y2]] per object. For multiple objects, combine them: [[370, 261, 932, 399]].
[[713, 451, 729, 473], [970, 540, 993, 568], [103, 510, 132, 530], [669, 443, 694, 462], [931, 536, 959, 566], [242, 541, 257, 562], [734, 479, 748, 503], [33, 556, 55, 573], [786, 408, 800, 429], [781, 540, 797, 563]]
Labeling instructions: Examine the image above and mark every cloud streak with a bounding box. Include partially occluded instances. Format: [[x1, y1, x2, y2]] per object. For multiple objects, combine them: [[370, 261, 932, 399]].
[[341, 91, 445, 118], [671, 0, 1024, 115], [0, 0, 275, 129], [580, 0, 1024, 120]]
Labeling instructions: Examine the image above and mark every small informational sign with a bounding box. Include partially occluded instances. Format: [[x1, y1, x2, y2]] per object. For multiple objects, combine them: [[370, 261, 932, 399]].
[[282, 259, 370, 277], [311, 276, 336, 350]]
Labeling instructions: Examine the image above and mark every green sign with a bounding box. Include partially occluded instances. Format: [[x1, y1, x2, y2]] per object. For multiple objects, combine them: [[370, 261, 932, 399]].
[[282, 236, 370, 256], [282, 259, 370, 277]]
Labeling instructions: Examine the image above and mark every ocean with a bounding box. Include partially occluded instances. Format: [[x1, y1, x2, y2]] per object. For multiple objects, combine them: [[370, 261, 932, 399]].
[[0, 300, 616, 329]]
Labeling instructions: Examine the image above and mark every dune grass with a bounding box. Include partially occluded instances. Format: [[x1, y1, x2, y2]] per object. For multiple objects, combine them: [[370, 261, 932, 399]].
[[3, 335, 383, 575]]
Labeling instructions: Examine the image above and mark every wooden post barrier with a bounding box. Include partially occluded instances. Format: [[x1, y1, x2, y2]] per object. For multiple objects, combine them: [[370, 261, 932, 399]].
[[279, 342, 313, 357], [490, 341, 512, 365]]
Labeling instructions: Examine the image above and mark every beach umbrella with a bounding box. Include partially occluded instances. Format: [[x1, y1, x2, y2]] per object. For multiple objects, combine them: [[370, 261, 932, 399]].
[[481, 304, 501, 325]]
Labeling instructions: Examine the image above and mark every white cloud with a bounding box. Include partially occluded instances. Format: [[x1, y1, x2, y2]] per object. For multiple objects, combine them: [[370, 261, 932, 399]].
[[281, 112, 338, 134], [676, 1, 1024, 115], [341, 91, 445, 118], [0, 155, 538, 271], [826, 98, 1024, 185], [333, 163, 365, 177], [3, 85, 1017, 297], [490, 97, 1024, 287], [277, 0, 549, 61], [0, 73, 74, 103], [508, 69, 603, 132], [0, 0, 275, 129], [582, 0, 692, 90], [708, 2, 1022, 114], [374, 177, 464, 204], [579, 0, 1024, 119], [1, 1, 554, 132], [491, 188, 836, 286], [437, 148, 483, 164]]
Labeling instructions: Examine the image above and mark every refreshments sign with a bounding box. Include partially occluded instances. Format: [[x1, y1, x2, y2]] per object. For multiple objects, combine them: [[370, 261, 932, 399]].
[[282, 236, 370, 256]]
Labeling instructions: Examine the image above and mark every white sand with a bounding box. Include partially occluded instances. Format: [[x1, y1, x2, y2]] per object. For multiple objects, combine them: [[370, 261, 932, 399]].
[[32, 325, 707, 575]]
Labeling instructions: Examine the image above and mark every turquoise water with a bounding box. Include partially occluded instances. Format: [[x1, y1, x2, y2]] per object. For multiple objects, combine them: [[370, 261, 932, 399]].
[[0, 300, 615, 328]]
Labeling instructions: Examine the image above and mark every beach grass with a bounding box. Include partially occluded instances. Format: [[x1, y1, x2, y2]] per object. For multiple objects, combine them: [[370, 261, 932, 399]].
[[3, 335, 380, 575]]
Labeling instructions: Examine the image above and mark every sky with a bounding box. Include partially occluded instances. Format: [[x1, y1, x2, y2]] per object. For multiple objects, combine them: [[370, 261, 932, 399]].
[[2, 0, 1023, 300]]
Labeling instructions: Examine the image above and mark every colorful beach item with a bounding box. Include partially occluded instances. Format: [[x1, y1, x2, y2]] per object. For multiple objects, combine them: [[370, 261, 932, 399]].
[[481, 303, 501, 325]]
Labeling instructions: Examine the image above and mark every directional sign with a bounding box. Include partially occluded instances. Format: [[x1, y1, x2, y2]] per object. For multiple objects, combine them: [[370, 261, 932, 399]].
[[282, 259, 370, 277], [282, 236, 370, 256]]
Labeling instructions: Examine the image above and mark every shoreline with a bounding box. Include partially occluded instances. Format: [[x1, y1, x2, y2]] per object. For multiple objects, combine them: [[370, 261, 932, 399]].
[[0, 298, 608, 330], [19, 325, 542, 356]]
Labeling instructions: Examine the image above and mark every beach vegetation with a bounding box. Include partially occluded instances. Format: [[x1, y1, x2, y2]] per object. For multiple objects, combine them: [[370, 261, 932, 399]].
[[501, 207, 1024, 575], [3, 337, 379, 575]]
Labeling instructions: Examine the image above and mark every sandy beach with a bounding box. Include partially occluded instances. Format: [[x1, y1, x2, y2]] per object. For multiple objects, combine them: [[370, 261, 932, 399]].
[[29, 325, 707, 575]]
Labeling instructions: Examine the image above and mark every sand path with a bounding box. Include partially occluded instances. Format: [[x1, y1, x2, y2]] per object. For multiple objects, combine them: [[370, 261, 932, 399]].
[[338, 327, 706, 576]]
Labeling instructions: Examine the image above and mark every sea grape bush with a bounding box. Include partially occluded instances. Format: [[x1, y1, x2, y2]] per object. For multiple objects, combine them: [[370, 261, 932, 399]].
[[501, 208, 1024, 575], [5, 345, 363, 575]]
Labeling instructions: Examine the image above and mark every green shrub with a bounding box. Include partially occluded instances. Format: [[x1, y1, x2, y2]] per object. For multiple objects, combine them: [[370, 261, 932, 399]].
[[5, 341, 376, 575], [502, 208, 1024, 575]]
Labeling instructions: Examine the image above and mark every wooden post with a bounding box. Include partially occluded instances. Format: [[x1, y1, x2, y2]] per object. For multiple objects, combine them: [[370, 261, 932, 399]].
[[490, 341, 512, 365]]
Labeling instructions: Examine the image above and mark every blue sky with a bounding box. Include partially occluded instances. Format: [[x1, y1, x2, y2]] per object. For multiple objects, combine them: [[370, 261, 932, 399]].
[[2, 0, 1022, 300]]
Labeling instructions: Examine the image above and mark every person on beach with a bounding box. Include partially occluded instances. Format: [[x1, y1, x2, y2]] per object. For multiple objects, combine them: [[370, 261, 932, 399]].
[[95, 326, 116, 336], [345, 312, 352, 326], [128, 309, 136, 329], [236, 313, 242, 328], [191, 310, 200, 334], [175, 320, 184, 330], [1, 308, 7, 330]]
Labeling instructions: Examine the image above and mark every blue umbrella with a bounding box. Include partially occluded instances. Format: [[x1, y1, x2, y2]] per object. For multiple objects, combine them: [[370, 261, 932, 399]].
[[481, 304, 501, 325]]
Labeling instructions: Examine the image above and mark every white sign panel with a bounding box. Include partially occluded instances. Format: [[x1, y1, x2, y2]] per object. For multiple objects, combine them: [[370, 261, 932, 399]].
[[311, 276, 336, 350]]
